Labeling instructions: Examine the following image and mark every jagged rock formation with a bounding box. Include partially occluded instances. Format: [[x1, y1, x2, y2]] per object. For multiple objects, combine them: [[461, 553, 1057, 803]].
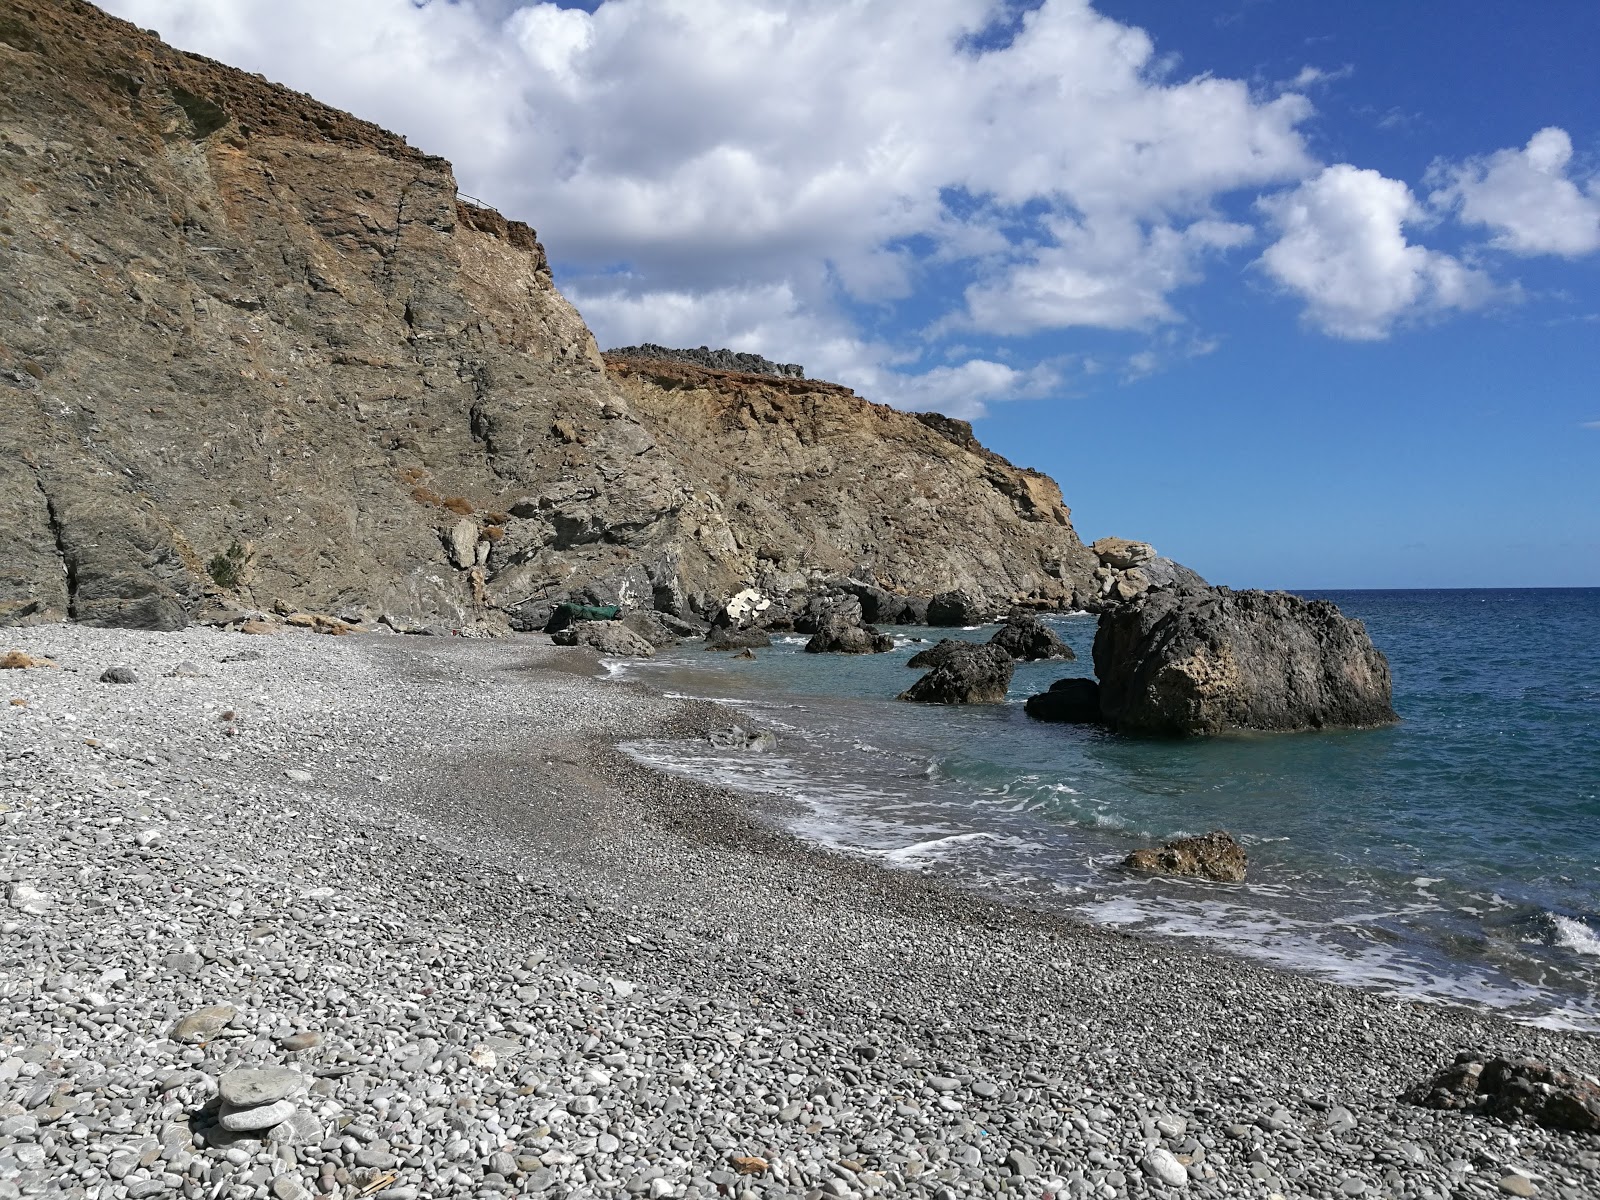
[[606, 343, 804, 380], [0, 2, 1099, 632], [608, 357, 1098, 615], [1093, 586, 1399, 736]]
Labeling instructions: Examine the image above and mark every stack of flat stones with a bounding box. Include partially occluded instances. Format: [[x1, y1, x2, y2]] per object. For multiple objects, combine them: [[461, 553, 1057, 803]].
[[215, 1068, 308, 1138]]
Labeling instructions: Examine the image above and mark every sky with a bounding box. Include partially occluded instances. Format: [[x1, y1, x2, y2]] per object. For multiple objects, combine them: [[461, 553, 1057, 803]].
[[102, 0, 1600, 588]]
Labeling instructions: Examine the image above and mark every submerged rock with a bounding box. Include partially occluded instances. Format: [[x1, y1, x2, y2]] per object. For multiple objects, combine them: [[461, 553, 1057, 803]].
[[1024, 677, 1101, 724], [899, 643, 1014, 704], [988, 612, 1074, 661], [1123, 830, 1248, 883], [708, 726, 777, 752], [1094, 586, 1398, 736], [1402, 1053, 1600, 1133]]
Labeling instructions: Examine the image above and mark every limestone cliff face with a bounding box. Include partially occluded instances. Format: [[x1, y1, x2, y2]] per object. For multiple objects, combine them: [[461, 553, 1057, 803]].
[[0, 1, 1095, 631], [610, 357, 1096, 608]]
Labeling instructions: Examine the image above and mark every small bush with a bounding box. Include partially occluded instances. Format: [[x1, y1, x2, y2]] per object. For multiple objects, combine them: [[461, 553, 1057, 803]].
[[207, 540, 250, 589], [442, 495, 474, 515]]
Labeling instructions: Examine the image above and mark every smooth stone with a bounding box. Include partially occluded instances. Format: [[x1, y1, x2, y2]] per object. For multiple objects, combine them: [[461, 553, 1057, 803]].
[[272, 1176, 312, 1200], [219, 1099, 298, 1132], [220, 1068, 305, 1108], [1499, 1177, 1538, 1198], [171, 1005, 235, 1043], [1141, 1148, 1188, 1188]]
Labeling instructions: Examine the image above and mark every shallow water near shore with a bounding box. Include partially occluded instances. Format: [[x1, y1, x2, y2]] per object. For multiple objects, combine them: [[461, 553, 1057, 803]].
[[615, 588, 1600, 1031]]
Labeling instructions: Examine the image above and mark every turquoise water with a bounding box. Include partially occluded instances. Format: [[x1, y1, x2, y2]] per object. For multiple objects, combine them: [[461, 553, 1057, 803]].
[[615, 589, 1600, 1029]]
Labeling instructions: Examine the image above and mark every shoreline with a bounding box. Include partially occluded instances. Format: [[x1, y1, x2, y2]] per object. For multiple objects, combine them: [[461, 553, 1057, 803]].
[[1, 624, 1596, 1200]]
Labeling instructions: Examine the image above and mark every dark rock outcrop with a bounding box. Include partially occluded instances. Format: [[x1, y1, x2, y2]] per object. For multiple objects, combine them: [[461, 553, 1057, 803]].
[[1094, 587, 1398, 736], [805, 611, 893, 654], [927, 591, 985, 627], [988, 612, 1074, 661], [899, 644, 1014, 705], [1024, 678, 1101, 724], [705, 627, 772, 651], [1402, 1053, 1600, 1133], [550, 621, 655, 657], [1123, 831, 1248, 883], [840, 581, 929, 626]]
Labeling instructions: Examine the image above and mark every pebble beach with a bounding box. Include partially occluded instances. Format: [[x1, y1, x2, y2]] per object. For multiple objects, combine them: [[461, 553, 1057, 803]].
[[1, 625, 1597, 1200]]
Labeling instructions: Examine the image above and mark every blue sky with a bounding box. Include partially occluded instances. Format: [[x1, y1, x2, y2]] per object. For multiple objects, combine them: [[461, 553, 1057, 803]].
[[106, 0, 1600, 587]]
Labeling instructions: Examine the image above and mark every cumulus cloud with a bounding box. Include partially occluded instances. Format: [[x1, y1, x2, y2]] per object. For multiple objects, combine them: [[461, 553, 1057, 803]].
[[1432, 127, 1600, 258], [103, 0, 1325, 411], [1257, 165, 1490, 339]]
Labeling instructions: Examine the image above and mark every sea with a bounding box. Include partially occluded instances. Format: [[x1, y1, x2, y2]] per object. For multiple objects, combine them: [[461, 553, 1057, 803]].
[[611, 589, 1600, 1032]]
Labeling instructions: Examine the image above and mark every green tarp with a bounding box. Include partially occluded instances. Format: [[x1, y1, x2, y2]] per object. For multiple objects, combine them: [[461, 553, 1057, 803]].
[[545, 602, 621, 633]]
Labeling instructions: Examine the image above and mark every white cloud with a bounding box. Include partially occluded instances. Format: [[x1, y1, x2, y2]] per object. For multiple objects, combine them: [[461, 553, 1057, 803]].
[[960, 215, 1253, 334], [1257, 165, 1490, 339], [1432, 127, 1600, 258]]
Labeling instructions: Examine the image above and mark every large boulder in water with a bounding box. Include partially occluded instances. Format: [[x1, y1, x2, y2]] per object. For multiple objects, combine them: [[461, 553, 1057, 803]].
[[899, 643, 1014, 704], [705, 626, 771, 651], [988, 612, 1074, 661], [805, 610, 893, 654], [1024, 677, 1101, 724], [1123, 830, 1248, 882], [1094, 586, 1398, 736]]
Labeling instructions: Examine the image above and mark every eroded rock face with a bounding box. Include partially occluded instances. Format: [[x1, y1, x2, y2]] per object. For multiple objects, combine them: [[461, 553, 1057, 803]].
[[1094, 587, 1398, 736], [988, 613, 1074, 661], [1024, 677, 1101, 724], [1091, 537, 1156, 570], [1402, 1054, 1600, 1133], [899, 644, 1014, 704], [1123, 830, 1248, 883]]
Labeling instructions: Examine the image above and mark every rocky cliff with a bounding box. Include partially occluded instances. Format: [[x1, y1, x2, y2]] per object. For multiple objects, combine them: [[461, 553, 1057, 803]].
[[610, 356, 1096, 609], [0, 0, 1096, 632]]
